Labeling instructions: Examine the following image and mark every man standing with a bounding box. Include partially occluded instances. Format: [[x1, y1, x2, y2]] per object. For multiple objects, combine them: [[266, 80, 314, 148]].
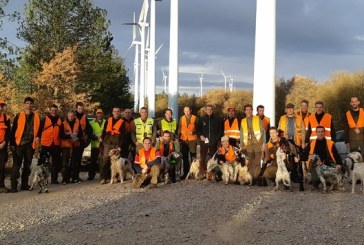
[[177, 106, 198, 180], [305, 101, 335, 143], [10, 97, 41, 192], [0, 99, 10, 193], [256, 105, 270, 142], [158, 108, 177, 139], [132, 137, 161, 188], [40, 104, 62, 184], [223, 106, 241, 147], [99, 106, 125, 184], [303, 126, 342, 189], [131, 107, 157, 151], [278, 103, 305, 148], [121, 108, 135, 160], [240, 104, 266, 185], [74, 102, 93, 181], [197, 105, 223, 179], [345, 96, 364, 154], [88, 108, 106, 181], [296, 100, 311, 130]]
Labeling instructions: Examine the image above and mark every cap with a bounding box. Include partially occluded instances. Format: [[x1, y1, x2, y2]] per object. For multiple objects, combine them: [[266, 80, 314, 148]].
[[286, 103, 294, 109], [227, 105, 235, 110], [221, 136, 229, 142], [96, 109, 103, 114], [0, 98, 6, 105]]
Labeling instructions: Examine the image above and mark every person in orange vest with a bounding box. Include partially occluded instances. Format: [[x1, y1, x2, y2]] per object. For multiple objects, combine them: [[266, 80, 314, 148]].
[[60, 110, 83, 184], [132, 137, 161, 188], [302, 126, 342, 189], [256, 105, 270, 142], [9, 97, 41, 192], [345, 96, 364, 154], [305, 101, 335, 144], [177, 106, 198, 180], [0, 98, 11, 193], [156, 130, 181, 183], [74, 102, 93, 181], [240, 104, 266, 185], [99, 106, 126, 184], [223, 105, 241, 147], [278, 103, 305, 148], [296, 100, 311, 129], [39, 104, 62, 184], [121, 108, 135, 160]]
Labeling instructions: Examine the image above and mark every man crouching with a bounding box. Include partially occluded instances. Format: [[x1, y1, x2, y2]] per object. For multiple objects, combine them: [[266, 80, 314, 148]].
[[132, 137, 161, 188]]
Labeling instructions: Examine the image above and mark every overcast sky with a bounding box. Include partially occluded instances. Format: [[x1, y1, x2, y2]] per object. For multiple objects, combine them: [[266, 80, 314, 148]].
[[3, 0, 364, 95]]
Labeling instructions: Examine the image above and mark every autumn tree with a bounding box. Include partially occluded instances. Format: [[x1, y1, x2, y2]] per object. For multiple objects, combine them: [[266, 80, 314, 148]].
[[286, 75, 319, 112]]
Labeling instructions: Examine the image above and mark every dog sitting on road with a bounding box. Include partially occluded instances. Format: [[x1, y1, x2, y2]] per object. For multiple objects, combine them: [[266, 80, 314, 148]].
[[29, 151, 50, 194], [234, 154, 252, 185], [344, 152, 364, 194], [109, 148, 134, 184], [275, 147, 291, 191], [311, 154, 344, 193], [185, 158, 200, 181]]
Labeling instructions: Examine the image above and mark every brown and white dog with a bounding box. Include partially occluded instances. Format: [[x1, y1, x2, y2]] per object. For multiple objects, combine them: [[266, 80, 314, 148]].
[[275, 147, 292, 191], [235, 155, 252, 185], [29, 151, 50, 194], [109, 149, 134, 184], [185, 158, 201, 181]]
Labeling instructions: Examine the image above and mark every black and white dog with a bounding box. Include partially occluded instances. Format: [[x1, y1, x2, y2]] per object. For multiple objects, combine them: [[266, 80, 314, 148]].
[[29, 152, 51, 193]]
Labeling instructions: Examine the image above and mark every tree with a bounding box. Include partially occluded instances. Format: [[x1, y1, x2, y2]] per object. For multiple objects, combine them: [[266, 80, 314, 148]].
[[17, 0, 131, 108], [286, 75, 319, 112]]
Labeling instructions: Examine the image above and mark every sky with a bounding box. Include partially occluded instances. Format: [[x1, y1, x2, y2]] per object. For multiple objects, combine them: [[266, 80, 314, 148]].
[[3, 0, 364, 95]]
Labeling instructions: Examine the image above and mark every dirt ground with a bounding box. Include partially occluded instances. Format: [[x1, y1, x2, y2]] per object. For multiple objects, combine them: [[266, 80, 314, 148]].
[[1, 173, 364, 245]]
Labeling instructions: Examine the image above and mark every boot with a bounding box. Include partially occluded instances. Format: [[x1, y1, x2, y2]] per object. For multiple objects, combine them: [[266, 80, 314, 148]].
[[132, 174, 147, 188], [150, 165, 160, 187]]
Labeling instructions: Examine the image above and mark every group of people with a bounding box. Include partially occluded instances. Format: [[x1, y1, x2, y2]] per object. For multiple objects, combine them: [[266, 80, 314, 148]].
[[0, 96, 362, 192]]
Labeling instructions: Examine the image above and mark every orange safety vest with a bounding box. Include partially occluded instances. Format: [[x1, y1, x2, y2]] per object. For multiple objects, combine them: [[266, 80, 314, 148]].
[[309, 139, 336, 163], [106, 117, 123, 136], [308, 113, 332, 140], [180, 115, 197, 141], [219, 145, 236, 164], [137, 147, 157, 166], [61, 119, 80, 148], [123, 118, 133, 134], [267, 140, 279, 160], [15, 111, 40, 149], [296, 111, 311, 130], [159, 141, 174, 156], [278, 115, 303, 146], [224, 117, 240, 140], [0, 113, 10, 143], [261, 116, 270, 134], [41, 116, 62, 147], [346, 108, 364, 128]]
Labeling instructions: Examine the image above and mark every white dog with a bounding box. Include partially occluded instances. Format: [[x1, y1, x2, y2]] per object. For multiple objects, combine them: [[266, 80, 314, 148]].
[[29, 152, 50, 194], [345, 152, 364, 194], [235, 155, 252, 185], [185, 158, 200, 180], [206, 158, 236, 184], [109, 149, 134, 184], [275, 147, 291, 191]]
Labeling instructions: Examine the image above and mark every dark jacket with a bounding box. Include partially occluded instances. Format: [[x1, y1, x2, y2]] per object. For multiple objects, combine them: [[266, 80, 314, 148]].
[[197, 114, 223, 146]]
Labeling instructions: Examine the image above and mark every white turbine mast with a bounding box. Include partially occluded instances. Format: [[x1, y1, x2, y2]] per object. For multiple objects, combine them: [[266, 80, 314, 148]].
[[138, 0, 149, 109], [221, 71, 230, 92], [199, 72, 204, 97], [162, 68, 168, 93], [229, 77, 234, 92]]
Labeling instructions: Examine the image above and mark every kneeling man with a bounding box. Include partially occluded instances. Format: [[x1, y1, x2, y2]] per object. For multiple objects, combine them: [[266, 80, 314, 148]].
[[132, 137, 161, 188]]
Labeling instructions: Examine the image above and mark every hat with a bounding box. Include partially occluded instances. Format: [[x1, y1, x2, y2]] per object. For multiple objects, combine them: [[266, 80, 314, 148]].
[[286, 103, 294, 109], [221, 136, 229, 142], [0, 98, 6, 105], [227, 105, 235, 110], [96, 109, 103, 113]]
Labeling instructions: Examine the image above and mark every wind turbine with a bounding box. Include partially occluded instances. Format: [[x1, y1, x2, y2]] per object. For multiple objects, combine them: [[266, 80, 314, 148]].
[[138, 0, 149, 108], [229, 77, 234, 92], [221, 71, 230, 92], [168, 0, 179, 120], [199, 73, 204, 97], [162, 68, 167, 93]]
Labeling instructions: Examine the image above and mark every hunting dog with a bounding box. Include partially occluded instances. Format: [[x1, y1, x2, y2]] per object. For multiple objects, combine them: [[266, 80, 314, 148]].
[[185, 158, 201, 181], [109, 149, 134, 184], [311, 154, 344, 193], [345, 152, 364, 194], [29, 151, 50, 194], [275, 146, 292, 191], [206, 157, 237, 185], [234, 154, 252, 185]]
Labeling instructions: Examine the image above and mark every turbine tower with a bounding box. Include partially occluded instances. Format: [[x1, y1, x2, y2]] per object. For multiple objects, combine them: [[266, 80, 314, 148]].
[[162, 68, 167, 93], [253, 0, 276, 125], [229, 77, 234, 92], [138, 0, 149, 108], [168, 0, 179, 120], [221, 71, 230, 92], [199, 73, 204, 97]]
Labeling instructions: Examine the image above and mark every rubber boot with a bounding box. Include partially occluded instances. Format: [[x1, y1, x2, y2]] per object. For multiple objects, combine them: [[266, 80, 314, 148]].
[[150, 165, 160, 187]]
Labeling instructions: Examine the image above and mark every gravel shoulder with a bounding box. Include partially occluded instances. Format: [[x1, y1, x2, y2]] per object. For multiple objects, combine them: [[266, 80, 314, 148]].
[[1, 175, 364, 245]]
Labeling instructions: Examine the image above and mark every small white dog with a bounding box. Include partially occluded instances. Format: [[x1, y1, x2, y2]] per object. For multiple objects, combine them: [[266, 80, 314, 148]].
[[275, 147, 291, 191], [185, 158, 200, 180], [206, 158, 236, 184], [345, 152, 364, 194], [109, 149, 134, 184]]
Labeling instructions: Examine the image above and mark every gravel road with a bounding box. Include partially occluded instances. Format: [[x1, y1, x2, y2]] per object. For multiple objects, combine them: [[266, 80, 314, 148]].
[[1, 174, 364, 245]]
